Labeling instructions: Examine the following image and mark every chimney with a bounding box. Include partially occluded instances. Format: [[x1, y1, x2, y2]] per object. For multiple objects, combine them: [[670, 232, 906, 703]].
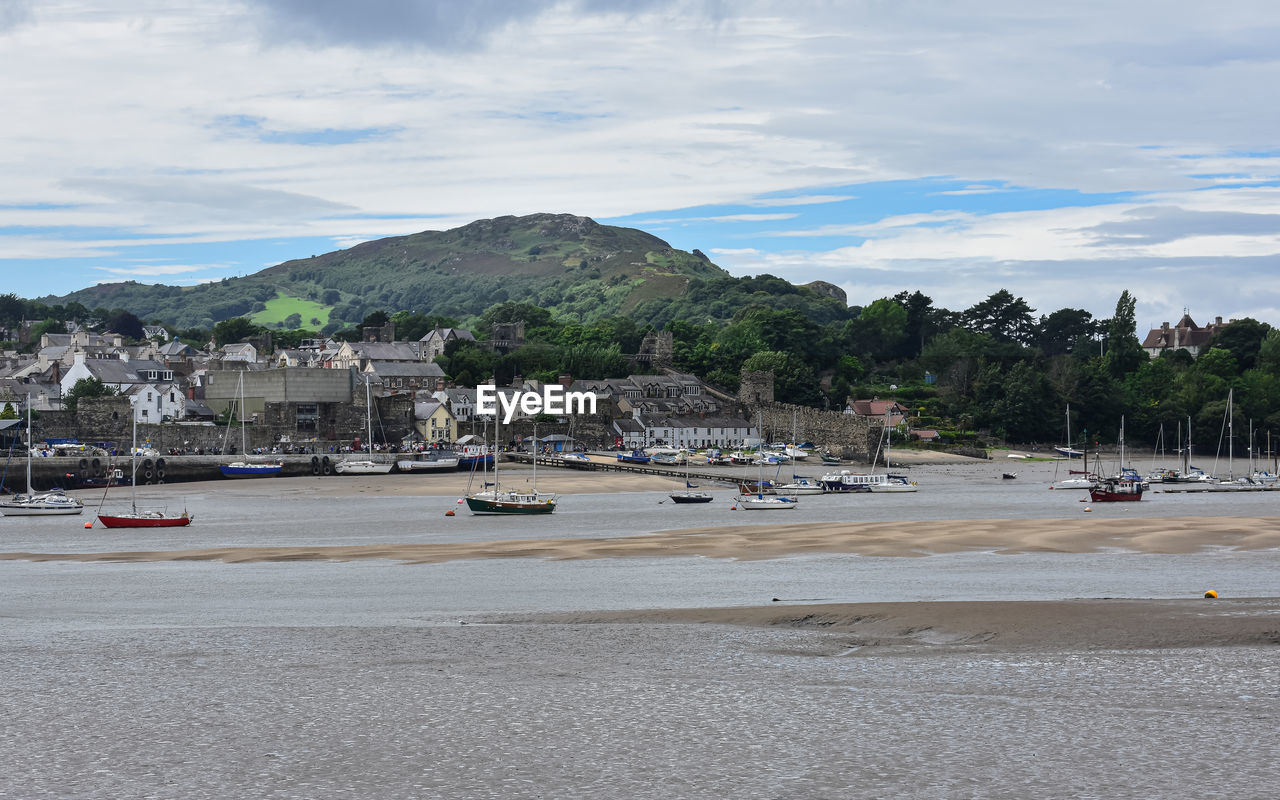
[[559, 374, 572, 388], [1161, 321, 1169, 331], [1215, 316, 1223, 326]]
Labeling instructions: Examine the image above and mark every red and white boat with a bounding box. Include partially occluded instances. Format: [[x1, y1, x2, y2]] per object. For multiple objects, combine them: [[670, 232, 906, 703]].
[[1088, 476, 1143, 502], [96, 416, 192, 528]]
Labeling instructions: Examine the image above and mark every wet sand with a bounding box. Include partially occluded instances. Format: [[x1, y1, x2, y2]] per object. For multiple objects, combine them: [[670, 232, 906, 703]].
[[497, 597, 1280, 652], [5, 514, 1278, 564]]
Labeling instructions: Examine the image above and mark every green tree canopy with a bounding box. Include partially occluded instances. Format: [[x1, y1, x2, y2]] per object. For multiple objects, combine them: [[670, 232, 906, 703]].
[[65, 378, 116, 412]]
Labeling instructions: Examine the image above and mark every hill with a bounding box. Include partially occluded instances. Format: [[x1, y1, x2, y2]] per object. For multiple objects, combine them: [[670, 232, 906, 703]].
[[50, 213, 849, 330]]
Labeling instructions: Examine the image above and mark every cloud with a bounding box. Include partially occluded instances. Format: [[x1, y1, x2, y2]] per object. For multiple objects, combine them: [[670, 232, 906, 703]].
[[0, 0, 32, 32], [741, 194, 856, 207], [633, 213, 799, 225], [247, 0, 688, 50], [1083, 206, 1280, 246], [92, 264, 208, 278]]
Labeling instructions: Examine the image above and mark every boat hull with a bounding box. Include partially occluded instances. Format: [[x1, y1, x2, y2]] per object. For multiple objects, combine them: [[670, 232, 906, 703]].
[[669, 493, 714, 504], [465, 497, 557, 514], [333, 461, 394, 475], [219, 464, 282, 478], [98, 514, 191, 528], [396, 459, 461, 472], [0, 502, 84, 516], [738, 497, 798, 510]]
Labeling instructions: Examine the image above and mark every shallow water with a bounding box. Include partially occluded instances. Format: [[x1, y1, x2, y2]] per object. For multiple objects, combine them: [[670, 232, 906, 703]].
[[2, 466, 1278, 798]]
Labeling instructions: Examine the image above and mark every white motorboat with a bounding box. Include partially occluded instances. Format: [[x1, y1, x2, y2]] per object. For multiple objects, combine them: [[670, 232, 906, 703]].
[[773, 476, 826, 495], [396, 451, 461, 472]]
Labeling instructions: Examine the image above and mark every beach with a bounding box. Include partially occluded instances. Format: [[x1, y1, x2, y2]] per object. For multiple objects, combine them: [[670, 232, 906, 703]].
[[2, 460, 1277, 798]]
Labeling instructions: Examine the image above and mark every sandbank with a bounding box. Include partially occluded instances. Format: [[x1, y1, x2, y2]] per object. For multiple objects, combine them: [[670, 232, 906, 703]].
[[489, 597, 1280, 652], [4, 515, 1278, 564]]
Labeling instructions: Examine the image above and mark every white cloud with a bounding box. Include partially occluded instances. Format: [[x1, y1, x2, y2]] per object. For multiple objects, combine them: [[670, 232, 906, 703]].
[[3, 0, 1280, 315]]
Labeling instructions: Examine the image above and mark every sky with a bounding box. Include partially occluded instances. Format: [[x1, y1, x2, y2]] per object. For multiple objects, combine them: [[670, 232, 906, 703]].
[[4, 0, 1280, 333]]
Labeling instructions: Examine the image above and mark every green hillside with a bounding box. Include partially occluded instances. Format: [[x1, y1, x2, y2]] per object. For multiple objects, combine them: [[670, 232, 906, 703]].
[[53, 214, 746, 330]]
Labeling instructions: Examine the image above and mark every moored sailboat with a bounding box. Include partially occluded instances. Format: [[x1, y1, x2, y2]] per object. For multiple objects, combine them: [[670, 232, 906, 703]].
[[218, 372, 282, 478], [669, 449, 713, 504], [97, 415, 192, 528], [465, 421, 557, 514], [0, 396, 85, 517], [334, 376, 393, 475]]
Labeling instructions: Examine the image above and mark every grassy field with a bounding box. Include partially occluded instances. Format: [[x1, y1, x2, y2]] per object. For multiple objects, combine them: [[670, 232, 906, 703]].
[[250, 292, 332, 327]]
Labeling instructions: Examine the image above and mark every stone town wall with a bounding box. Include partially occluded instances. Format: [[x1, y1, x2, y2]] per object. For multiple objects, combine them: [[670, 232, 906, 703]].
[[738, 370, 881, 461]]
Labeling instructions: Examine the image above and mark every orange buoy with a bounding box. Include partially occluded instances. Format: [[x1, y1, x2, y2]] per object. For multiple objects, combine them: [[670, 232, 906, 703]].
[[1083, 506, 1092, 512], [1204, 589, 1218, 598], [83, 521, 93, 529], [730, 505, 737, 511], [445, 509, 455, 517]]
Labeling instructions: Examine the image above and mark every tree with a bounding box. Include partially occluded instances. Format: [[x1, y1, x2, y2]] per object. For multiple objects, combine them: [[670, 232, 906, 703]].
[[741, 350, 821, 406], [1034, 308, 1097, 356], [0, 402, 16, 420], [851, 299, 908, 357], [212, 317, 262, 345], [65, 377, 116, 412], [1206, 318, 1271, 371], [1102, 290, 1146, 378], [283, 313, 303, 329], [963, 290, 1036, 344]]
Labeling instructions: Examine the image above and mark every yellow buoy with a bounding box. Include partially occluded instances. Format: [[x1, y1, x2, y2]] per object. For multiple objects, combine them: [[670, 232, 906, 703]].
[[1204, 589, 1218, 598]]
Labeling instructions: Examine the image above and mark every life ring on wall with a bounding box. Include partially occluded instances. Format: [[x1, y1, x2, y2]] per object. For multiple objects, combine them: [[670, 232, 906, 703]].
[[321, 463, 332, 475], [156, 458, 166, 470]]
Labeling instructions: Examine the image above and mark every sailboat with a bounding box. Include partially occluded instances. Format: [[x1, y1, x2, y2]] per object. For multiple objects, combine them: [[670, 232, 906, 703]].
[[669, 448, 713, 503], [1088, 416, 1143, 502], [465, 419, 557, 514], [738, 414, 797, 510], [335, 376, 393, 475], [0, 395, 84, 516], [97, 414, 192, 527], [783, 409, 809, 461], [218, 372, 282, 478], [1051, 406, 1095, 489], [1053, 405, 1084, 458], [868, 409, 917, 492]]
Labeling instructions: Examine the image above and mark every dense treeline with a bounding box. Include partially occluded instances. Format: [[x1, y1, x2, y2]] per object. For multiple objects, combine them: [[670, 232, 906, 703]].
[[7, 283, 1278, 452]]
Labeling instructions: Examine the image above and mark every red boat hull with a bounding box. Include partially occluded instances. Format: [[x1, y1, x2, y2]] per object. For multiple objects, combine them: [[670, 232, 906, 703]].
[[98, 514, 192, 528]]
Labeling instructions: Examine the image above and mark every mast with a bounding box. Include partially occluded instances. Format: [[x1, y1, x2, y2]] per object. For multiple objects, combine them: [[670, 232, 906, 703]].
[[1065, 404, 1071, 454], [1227, 388, 1235, 479], [1185, 415, 1192, 474], [532, 421, 538, 495], [365, 375, 374, 454], [130, 414, 139, 514], [239, 372, 247, 456], [25, 394, 32, 495], [1119, 415, 1125, 473]]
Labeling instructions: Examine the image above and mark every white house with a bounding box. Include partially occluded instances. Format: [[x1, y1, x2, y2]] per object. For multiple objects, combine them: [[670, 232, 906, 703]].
[[59, 352, 175, 398], [125, 382, 186, 423]]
